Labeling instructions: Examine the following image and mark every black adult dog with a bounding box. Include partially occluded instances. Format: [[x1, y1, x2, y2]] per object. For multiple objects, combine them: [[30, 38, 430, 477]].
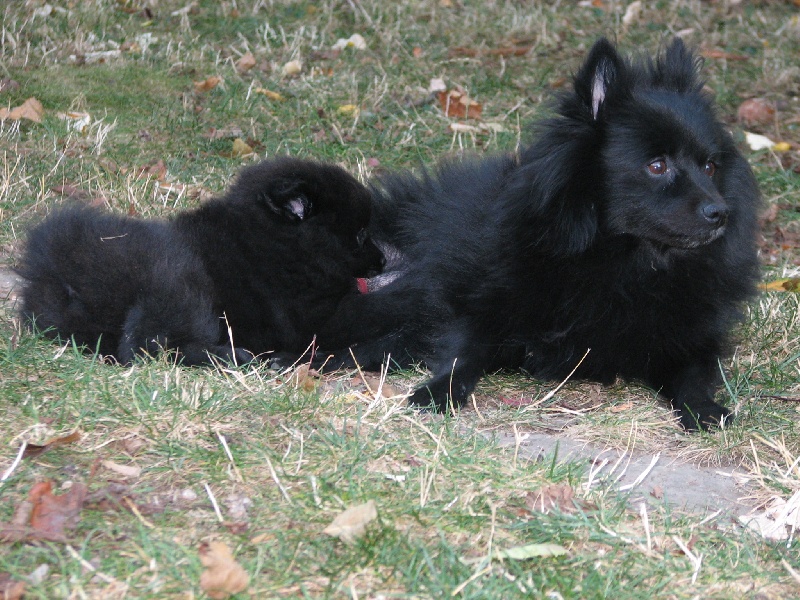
[[304, 38, 761, 430], [18, 157, 384, 365]]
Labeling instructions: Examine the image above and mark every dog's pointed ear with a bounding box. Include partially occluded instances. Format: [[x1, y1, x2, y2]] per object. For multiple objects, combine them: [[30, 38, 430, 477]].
[[575, 38, 624, 120], [653, 37, 704, 93]]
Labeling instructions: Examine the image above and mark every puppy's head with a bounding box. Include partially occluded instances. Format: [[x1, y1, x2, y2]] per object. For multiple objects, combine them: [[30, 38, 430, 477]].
[[230, 157, 384, 273]]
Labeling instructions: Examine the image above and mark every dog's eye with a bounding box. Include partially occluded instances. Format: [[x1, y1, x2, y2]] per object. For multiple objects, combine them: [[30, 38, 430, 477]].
[[704, 161, 716, 177], [647, 159, 667, 176], [356, 228, 368, 247]]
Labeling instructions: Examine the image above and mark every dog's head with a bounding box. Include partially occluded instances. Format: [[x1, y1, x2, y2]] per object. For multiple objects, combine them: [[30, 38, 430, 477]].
[[519, 38, 758, 256], [580, 39, 736, 250]]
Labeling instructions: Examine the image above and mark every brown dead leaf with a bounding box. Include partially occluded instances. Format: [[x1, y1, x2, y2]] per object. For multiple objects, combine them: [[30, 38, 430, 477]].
[[0, 97, 44, 123], [323, 500, 378, 544], [0, 573, 25, 600], [290, 364, 320, 392], [199, 541, 250, 599], [609, 401, 634, 413], [236, 52, 256, 74], [737, 98, 775, 127], [701, 49, 749, 61], [136, 159, 168, 182], [194, 76, 222, 93], [22, 430, 81, 459], [437, 89, 482, 119], [29, 481, 87, 538], [525, 484, 580, 514], [101, 460, 141, 479], [651, 485, 664, 500]]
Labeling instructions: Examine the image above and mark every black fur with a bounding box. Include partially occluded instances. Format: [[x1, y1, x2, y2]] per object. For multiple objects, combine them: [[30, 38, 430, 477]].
[[18, 157, 384, 365], [306, 38, 761, 431]]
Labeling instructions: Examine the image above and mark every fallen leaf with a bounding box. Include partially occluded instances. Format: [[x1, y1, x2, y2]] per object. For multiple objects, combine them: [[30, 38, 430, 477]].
[[101, 460, 141, 479], [622, 1, 642, 28], [22, 430, 81, 459], [231, 138, 253, 157], [449, 122, 480, 134], [28, 481, 87, 538], [281, 60, 303, 77], [194, 76, 222, 93], [236, 52, 256, 73], [702, 49, 749, 61], [494, 543, 568, 560], [199, 541, 249, 599], [323, 499, 378, 544], [650, 485, 664, 500], [609, 401, 634, 413], [57, 111, 92, 133], [0, 97, 44, 123], [412, 46, 424, 58], [0, 573, 25, 600], [290, 364, 319, 392], [331, 33, 367, 51], [437, 89, 482, 119], [27, 563, 49, 586], [762, 278, 800, 292], [737, 98, 775, 127], [499, 394, 532, 407], [429, 77, 447, 94], [745, 131, 775, 151], [253, 88, 285, 101], [772, 142, 792, 152], [525, 484, 580, 514], [337, 104, 359, 116]]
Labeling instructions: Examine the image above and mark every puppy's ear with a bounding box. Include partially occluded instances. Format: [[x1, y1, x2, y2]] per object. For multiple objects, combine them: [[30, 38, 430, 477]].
[[265, 192, 310, 221], [574, 38, 625, 120], [652, 38, 704, 93]]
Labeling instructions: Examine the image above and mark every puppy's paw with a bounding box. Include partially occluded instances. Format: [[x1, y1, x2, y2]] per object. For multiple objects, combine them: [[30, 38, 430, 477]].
[[676, 400, 732, 431]]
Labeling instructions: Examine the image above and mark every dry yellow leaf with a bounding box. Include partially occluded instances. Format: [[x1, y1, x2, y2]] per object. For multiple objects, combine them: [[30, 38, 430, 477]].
[[0, 97, 44, 123], [231, 138, 254, 157], [772, 142, 792, 152], [254, 88, 285, 101], [281, 60, 303, 77], [763, 278, 800, 292], [199, 541, 249, 599], [337, 104, 359, 116], [323, 499, 378, 544]]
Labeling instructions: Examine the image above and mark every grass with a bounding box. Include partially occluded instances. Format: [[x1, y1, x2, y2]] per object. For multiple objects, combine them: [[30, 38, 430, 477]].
[[2, 0, 800, 598]]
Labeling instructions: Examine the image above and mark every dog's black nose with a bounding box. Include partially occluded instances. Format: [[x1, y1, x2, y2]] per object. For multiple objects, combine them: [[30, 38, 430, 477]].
[[701, 203, 729, 226]]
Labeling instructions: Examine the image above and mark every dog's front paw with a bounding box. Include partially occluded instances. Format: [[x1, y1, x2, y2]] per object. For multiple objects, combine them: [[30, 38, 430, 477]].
[[676, 400, 732, 431], [407, 377, 470, 413]]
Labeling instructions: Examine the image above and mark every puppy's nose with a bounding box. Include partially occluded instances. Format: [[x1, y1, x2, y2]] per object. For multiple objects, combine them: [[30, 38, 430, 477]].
[[701, 203, 729, 226]]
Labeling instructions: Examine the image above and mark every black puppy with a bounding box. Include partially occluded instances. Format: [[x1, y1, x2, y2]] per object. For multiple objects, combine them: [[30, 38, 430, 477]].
[[18, 157, 383, 365], [306, 38, 761, 430]]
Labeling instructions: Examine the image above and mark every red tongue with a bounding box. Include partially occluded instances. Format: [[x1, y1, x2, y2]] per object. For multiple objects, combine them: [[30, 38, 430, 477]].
[[356, 278, 368, 294]]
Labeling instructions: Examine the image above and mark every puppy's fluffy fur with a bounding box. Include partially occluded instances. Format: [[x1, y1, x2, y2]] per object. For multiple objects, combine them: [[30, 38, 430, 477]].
[[18, 157, 383, 364], [312, 38, 761, 430]]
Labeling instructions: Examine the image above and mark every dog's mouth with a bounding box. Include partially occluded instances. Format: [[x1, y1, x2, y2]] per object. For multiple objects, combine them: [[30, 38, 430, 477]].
[[646, 222, 727, 250]]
